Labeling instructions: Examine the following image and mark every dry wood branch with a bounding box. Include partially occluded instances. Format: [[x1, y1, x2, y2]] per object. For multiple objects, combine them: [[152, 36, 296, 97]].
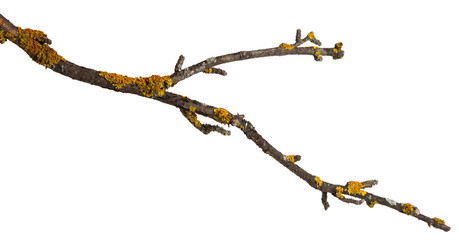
[[321, 192, 330, 211], [174, 54, 185, 73], [0, 13, 450, 232]]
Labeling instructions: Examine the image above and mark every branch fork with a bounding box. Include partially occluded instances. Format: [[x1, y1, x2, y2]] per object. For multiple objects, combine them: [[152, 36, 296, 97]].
[[0, 13, 450, 232]]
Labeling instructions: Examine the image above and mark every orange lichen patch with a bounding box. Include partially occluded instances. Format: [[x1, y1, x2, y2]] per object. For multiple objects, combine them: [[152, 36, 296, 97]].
[[285, 155, 295, 163], [16, 27, 64, 67], [333, 42, 343, 60], [347, 181, 367, 196], [307, 31, 316, 39], [307, 46, 319, 50], [98, 71, 172, 97], [181, 105, 201, 128], [314, 51, 321, 58], [0, 30, 16, 43], [433, 217, 446, 225], [314, 176, 323, 188], [204, 68, 212, 73], [313, 50, 322, 61], [402, 203, 414, 215], [367, 200, 378, 208], [336, 186, 344, 199], [213, 108, 232, 124], [335, 42, 343, 50], [279, 43, 295, 50]]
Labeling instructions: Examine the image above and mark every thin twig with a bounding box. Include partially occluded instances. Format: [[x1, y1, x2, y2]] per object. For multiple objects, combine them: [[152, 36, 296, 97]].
[[174, 55, 185, 73]]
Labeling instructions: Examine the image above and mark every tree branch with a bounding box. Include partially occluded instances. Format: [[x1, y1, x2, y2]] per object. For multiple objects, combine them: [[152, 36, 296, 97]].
[[0, 13, 450, 232]]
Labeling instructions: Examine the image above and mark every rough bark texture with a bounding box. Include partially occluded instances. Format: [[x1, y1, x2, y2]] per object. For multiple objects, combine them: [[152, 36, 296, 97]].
[[0, 13, 450, 232]]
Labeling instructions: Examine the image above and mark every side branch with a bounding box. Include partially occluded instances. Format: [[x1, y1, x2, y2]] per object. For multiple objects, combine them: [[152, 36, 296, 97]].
[[170, 43, 344, 85], [157, 92, 450, 231]]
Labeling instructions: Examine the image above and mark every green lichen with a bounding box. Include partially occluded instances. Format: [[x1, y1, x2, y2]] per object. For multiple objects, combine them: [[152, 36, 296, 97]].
[[98, 71, 172, 97], [16, 27, 65, 67], [213, 108, 232, 124]]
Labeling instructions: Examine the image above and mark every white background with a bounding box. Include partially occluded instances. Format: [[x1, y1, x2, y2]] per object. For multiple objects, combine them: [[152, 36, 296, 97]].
[[1, 1, 458, 239]]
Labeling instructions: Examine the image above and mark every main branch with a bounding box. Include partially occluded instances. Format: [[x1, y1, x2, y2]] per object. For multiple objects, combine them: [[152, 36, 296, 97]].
[[0, 13, 450, 232]]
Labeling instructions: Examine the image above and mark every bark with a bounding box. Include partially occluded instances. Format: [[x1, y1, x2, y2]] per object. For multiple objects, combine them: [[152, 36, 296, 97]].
[[0, 13, 450, 232]]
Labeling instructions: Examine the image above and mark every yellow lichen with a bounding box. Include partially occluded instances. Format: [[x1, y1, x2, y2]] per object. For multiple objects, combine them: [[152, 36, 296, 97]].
[[16, 27, 65, 67], [98, 71, 172, 97], [0, 30, 16, 43], [402, 203, 414, 215], [336, 186, 344, 199], [307, 46, 319, 50], [335, 42, 343, 50], [307, 31, 316, 39], [213, 108, 232, 124], [314, 51, 321, 58], [347, 181, 366, 196], [367, 200, 378, 208], [333, 42, 343, 60], [204, 68, 212, 73], [181, 105, 201, 128], [314, 176, 323, 188], [285, 155, 295, 163], [279, 43, 295, 50], [0, 30, 5, 44], [433, 217, 445, 225], [314, 50, 322, 61]]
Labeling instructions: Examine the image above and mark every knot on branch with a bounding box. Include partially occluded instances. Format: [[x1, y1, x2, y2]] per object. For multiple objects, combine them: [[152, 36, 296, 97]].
[[98, 71, 172, 97]]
